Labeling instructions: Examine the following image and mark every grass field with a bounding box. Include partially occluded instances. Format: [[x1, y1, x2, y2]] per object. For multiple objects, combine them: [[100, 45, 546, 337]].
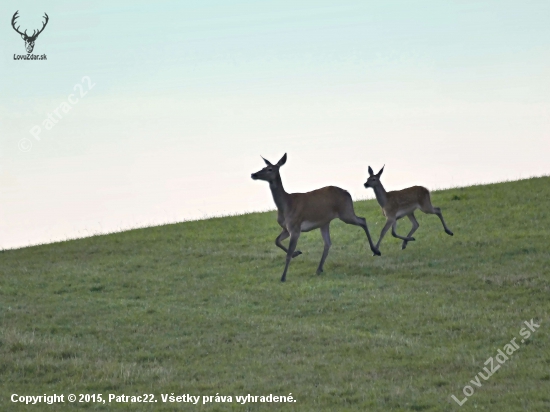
[[1, 177, 549, 411]]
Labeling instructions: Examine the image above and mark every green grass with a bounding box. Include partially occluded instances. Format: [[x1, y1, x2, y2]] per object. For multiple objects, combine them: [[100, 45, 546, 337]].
[[1, 177, 549, 411]]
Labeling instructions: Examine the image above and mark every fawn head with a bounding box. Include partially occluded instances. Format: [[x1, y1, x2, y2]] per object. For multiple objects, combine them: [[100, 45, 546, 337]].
[[364, 165, 384, 189], [251, 153, 287, 182]]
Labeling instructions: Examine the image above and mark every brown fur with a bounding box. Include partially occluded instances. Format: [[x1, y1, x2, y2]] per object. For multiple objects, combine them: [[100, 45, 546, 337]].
[[252, 154, 380, 282], [282, 186, 352, 232], [364, 166, 453, 251], [383, 186, 432, 218]]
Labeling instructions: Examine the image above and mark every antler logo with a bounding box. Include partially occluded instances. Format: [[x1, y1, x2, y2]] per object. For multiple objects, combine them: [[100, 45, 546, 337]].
[[11, 10, 49, 54]]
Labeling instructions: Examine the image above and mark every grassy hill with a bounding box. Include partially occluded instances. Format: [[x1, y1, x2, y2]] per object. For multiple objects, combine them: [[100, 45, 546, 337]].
[[1, 177, 549, 411]]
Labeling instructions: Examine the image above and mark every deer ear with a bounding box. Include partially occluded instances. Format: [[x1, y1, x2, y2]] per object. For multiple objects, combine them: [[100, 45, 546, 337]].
[[368, 166, 374, 176], [276, 153, 287, 167], [377, 165, 385, 177], [261, 156, 273, 166]]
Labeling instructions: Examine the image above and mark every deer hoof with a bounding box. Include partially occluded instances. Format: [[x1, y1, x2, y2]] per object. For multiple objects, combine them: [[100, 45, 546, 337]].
[[292, 250, 302, 258], [408, 237, 415, 241], [401, 243, 407, 250], [372, 249, 381, 257], [446, 230, 454, 236]]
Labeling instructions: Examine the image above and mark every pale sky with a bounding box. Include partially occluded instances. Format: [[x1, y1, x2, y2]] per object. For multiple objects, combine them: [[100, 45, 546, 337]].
[[1, 0, 549, 249]]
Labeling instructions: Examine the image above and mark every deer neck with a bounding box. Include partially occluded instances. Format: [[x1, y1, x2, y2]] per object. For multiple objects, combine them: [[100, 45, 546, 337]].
[[269, 175, 290, 212], [373, 183, 388, 208]]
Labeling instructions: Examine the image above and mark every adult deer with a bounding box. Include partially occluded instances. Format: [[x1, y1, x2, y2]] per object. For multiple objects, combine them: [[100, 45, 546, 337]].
[[251, 153, 380, 282], [363, 165, 453, 251]]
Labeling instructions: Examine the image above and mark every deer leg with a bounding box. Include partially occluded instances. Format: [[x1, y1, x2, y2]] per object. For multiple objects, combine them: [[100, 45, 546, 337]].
[[316, 224, 332, 275], [391, 221, 415, 242], [376, 219, 394, 251], [358, 217, 381, 256], [281, 230, 300, 282], [339, 214, 381, 256], [401, 213, 419, 250], [338, 198, 380, 256], [434, 207, 454, 236], [275, 229, 302, 258], [420, 200, 454, 236]]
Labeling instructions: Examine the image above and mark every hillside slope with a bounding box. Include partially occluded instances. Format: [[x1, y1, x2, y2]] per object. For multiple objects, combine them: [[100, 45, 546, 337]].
[[1, 177, 549, 411]]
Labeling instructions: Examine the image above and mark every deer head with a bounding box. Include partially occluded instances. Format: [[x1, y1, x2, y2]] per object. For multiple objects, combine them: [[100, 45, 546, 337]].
[[12, 11, 49, 54], [364, 165, 385, 188], [251, 153, 287, 183]]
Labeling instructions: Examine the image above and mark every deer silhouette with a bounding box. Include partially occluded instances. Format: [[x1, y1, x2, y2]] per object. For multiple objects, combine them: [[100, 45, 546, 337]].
[[11, 11, 49, 54]]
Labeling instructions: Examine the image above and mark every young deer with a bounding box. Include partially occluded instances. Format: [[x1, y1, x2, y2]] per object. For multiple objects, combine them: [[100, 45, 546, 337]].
[[363, 166, 453, 251], [251, 153, 380, 282]]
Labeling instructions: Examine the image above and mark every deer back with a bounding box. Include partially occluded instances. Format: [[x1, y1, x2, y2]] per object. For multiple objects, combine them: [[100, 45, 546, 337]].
[[385, 186, 430, 216], [287, 186, 351, 223]]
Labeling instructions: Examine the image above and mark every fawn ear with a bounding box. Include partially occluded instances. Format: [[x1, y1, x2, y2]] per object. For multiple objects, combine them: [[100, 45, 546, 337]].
[[276, 153, 287, 167], [377, 165, 385, 177], [261, 156, 273, 166], [368, 166, 374, 176]]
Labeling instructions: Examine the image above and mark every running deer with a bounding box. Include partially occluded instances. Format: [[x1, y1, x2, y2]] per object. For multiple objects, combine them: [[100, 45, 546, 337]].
[[251, 153, 380, 282], [363, 165, 453, 251]]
